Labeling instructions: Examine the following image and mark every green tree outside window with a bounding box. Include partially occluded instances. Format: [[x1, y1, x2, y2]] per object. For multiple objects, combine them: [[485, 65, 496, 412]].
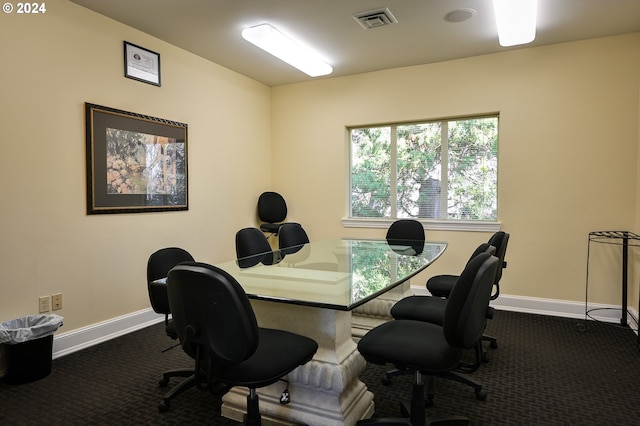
[[350, 115, 498, 221]]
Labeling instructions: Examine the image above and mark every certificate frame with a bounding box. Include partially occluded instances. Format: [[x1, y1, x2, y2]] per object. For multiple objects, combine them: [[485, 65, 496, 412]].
[[124, 41, 161, 86], [85, 103, 188, 215]]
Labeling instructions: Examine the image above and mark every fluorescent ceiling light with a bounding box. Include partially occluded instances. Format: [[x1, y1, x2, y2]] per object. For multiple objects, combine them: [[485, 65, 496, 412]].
[[493, 0, 537, 47], [242, 24, 333, 77]]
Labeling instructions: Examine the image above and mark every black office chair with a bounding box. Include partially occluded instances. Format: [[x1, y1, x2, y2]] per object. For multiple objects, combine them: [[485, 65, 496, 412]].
[[427, 232, 510, 350], [167, 262, 318, 425], [386, 219, 425, 255], [257, 191, 296, 237], [146, 247, 198, 412], [385, 243, 495, 401], [357, 253, 499, 426], [278, 223, 309, 255], [235, 227, 276, 268]]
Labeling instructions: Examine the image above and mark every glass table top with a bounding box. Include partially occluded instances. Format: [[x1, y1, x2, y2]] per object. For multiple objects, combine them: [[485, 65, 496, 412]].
[[215, 238, 447, 311]]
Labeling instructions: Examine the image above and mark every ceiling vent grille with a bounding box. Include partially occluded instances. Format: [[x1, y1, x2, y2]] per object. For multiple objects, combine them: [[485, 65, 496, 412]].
[[353, 8, 398, 29]]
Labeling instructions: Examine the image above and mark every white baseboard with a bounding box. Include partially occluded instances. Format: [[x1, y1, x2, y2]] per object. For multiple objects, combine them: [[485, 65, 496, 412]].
[[52, 308, 163, 359], [411, 287, 639, 333], [51, 294, 639, 359], [491, 294, 639, 330]]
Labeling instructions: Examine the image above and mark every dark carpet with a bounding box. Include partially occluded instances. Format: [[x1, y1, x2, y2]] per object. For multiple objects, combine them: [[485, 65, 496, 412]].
[[1, 310, 639, 425]]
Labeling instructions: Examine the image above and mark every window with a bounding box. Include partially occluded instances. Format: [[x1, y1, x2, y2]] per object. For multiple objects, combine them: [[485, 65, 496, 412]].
[[349, 115, 498, 223]]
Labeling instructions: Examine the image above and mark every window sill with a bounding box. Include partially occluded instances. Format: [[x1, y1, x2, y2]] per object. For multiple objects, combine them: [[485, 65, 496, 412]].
[[341, 218, 501, 233]]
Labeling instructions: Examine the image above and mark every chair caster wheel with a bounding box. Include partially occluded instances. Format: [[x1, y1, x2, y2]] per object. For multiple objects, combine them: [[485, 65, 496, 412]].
[[381, 376, 392, 386], [159, 377, 169, 387], [475, 389, 487, 401], [481, 352, 490, 363], [158, 401, 170, 412], [490, 341, 498, 349]]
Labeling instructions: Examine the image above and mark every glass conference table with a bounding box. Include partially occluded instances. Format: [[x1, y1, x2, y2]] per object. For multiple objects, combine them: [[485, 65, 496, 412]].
[[214, 238, 446, 426]]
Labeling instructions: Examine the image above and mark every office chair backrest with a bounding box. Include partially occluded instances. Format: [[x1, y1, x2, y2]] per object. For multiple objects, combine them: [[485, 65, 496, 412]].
[[469, 242, 495, 262], [386, 219, 425, 255], [147, 247, 194, 315], [386, 219, 425, 244], [257, 191, 288, 224], [235, 227, 274, 267], [167, 262, 259, 367], [278, 223, 309, 254], [443, 252, 498, 350], [487, 231, 509, 285]]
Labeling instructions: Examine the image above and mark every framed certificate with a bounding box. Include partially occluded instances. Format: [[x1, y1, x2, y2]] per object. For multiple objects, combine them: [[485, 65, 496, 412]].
[[124, 41, 161, 86]]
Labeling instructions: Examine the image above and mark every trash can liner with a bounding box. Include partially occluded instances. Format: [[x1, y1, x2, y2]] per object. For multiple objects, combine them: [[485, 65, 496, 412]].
[[0, 314, 63, 344]]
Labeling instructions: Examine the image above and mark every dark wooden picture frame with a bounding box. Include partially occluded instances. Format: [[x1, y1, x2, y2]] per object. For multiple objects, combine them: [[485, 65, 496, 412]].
[[124, 41, 161, 86], [85, 103, 188, 214]]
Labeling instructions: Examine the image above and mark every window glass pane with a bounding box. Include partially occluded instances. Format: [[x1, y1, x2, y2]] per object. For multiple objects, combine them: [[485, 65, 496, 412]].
[[396, 123, 442, 219], [349, 114, 498, 222], [447, 117, 498, 220], [350, 127, 391, 217]]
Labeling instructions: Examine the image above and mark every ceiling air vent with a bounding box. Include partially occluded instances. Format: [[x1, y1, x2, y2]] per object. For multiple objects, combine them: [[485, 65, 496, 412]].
[[353, 7, 398, 30]]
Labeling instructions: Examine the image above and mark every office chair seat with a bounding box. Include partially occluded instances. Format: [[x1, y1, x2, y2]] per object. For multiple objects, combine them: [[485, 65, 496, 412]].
[[359, 320, 462, 373], [213, 327, 317, 388], [390, 295, 445, 325], [425, 274, 458, 298]]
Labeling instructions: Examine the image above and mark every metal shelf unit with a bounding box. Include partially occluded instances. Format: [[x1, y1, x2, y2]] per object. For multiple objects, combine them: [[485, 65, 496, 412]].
[[581, 231, 640, 349]]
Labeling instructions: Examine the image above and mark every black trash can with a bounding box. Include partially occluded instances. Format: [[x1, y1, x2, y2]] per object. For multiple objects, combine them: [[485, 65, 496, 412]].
[[0, 314, 63, 385]]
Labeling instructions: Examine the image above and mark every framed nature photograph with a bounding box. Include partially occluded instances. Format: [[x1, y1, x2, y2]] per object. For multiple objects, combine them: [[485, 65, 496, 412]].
[[124, 41, 161, 86], [85, 103, 188, 214]]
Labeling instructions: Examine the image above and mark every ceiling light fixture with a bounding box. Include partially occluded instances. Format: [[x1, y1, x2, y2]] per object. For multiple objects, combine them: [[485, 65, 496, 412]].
[[493, 0, 537, 47], [241, 24, 333, 77]]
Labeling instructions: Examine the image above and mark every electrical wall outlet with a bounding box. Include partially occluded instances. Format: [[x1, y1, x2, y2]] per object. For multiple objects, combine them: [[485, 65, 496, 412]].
[[39, 296, 50, 313], [52, 293, 62, 310]]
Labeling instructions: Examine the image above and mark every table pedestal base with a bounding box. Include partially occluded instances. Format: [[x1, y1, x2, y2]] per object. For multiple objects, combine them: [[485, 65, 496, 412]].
[[352, 279, 413, 341], [222, 301, 375, 426]]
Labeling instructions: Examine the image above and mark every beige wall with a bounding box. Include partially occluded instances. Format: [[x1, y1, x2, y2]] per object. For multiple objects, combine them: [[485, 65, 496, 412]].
[[2, 1, 640, 336], [0, 1, 272, 331], [271, 34, 640, 307]]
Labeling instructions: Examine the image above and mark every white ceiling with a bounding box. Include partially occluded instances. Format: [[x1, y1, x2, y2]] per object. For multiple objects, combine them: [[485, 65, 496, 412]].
[[70, 0, 640, 87]]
